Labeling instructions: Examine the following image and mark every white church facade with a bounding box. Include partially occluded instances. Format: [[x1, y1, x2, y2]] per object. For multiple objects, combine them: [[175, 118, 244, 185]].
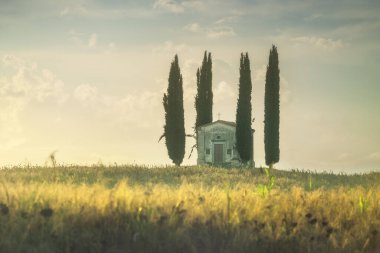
[[197, 120, 254, 167]]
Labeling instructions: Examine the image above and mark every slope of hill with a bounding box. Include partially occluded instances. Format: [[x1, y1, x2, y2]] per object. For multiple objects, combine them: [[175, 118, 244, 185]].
[[0, 165, 379, 253]]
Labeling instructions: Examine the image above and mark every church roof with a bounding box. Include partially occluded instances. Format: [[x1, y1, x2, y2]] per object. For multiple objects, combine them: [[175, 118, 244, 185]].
[[199, 120, 236, 128], [198, 120, 255, 132]]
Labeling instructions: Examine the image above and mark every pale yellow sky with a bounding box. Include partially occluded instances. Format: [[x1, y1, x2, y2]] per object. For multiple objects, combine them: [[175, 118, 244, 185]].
[[0, 0, 379, 173]]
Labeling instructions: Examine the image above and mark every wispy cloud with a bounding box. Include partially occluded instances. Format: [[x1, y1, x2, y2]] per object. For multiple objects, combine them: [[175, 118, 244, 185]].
[[214, 81, 236, 103], [331, 8, 380, 22], [254, 64, 291, 105], [207, 26, 235, 38], [184, 23, 201, 32], [215, 15, 240, 25], [88, 33, 97, 48], [60, 5, 89, 17], [68, 30, 112, 51], [1, 55, 67, 103], [154, 0, 184, 13], [366, 151, 380, 161], [182, 0, 203, 10], [0, 96, 25, 150], [338, 153, 351, 160], [0, 55, 68, 150], [68, 29, 84, 45], [74, 83, 163, 128], [74, 84, 98, 105], [292, 36, 345, 50], [153, 0, 203, 13], [305, 13, 323, 21], [60, 4, 155, 19], [153, 40, 191, 55], [332, 21, 380, 40], [184, 23, 236, 39], [280, 76, 291, 105], [105, 42, 116, 54], [253, 64, 267, 83]]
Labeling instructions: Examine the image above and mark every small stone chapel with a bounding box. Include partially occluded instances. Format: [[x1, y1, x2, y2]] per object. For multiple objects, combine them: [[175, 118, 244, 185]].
[[196, 120, 254, 167]]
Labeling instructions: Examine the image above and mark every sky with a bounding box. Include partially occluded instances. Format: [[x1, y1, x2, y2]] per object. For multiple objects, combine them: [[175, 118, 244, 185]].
[[0, 0, 379, 173]]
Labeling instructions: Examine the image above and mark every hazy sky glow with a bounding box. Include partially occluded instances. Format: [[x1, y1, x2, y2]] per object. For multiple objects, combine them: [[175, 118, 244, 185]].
[[0, 0, 379, 172]]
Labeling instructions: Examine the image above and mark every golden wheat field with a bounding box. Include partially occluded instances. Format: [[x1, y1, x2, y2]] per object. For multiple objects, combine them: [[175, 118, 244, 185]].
[[0, 165, 379, 253]]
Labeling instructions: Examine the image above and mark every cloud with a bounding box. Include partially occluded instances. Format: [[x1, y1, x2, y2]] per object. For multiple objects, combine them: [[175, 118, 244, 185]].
[[68, 30, 114, 52], [60, 5, 89, 17], [253, 64, 267, 83], [68, 29, 83, 43], [0, 136, 26, 151], [153, 0, 185, 13], [184, 22, 200, 32], [292, 36, 344, 50], [0, 96, 25, 150], [331, 8, 380, 22], [182, 0, 203, 10], [88, 33, 97, 48], [338, 153, 351, 160], [0, 55, 68, 149], [332, 21, 380, 40], [305, 13, 323, 21], [73, 83, 163, 128], [153, 40, 190, 55], [1, 55, 67, 103], [105, 42, 116, 54], [60, 5, 156, 19], [153, 0, 203, 13], [207, 26, 235, 38], [184, 22, 236, 39], [74, 84, 99, 104], [280, 76, 291, 105], [253, 64, 291, 105], [215, 15, 240, 25], [214, 81, 236, 103], [108, 42, 115, 50], [366, 151, 380, 161], [181, 58, 199, 103]]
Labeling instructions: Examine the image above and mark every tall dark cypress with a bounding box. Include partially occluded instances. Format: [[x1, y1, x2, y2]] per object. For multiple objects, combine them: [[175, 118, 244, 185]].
[[162, 55, 185, 166], [195, 51, 213, 131], [205, 52, 213, 123], [235, 53, 253, 164], [264, 45, 280, 168]]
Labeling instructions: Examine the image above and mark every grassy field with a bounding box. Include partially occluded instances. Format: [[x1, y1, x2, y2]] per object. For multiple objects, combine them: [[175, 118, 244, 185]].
[[0, 165, 379, 253]]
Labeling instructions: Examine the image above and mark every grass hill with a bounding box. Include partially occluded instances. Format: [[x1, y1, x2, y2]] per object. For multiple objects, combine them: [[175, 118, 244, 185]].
[[0, 165, 379, 253]]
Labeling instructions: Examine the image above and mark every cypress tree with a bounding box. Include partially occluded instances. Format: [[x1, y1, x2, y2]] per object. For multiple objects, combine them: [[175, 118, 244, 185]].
[[264, 45, 280, 168], [195, 51, 213, 131], [195, 67, 203, 130], [162, 55, 185, 166], [205, 52, 213, 123], [235, 53, 253, 164]]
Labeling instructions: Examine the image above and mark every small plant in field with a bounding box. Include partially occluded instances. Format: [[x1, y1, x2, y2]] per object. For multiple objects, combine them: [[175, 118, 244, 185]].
[[256, 184, 269, 197], [226, 191, 231, 224], [223, 182, 232, 224], [46, 150, 58, 168], [308, 175, 313, 191], [265, 168, 276, 190], [257, 168, 276, 197], [358, 196, 369, 214]]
